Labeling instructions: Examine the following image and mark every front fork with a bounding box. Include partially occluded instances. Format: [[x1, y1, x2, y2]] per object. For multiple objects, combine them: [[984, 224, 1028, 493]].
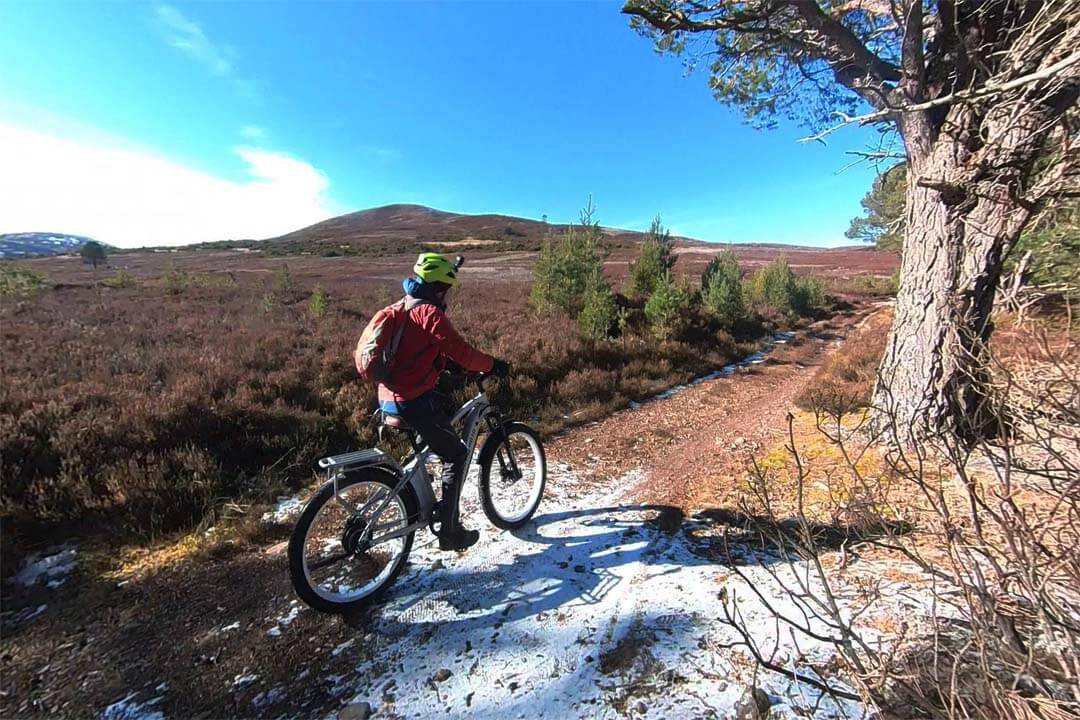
[[486, 415, 522, 481]]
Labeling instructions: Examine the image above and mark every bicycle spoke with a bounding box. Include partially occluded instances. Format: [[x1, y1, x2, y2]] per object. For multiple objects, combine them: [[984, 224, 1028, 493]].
[[308, 551, 350, 571], [300, 479, 410, 604], [484, 426, 544, 526]]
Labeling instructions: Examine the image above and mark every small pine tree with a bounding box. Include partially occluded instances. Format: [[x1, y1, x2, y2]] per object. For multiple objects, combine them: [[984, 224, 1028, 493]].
[[644, 272, 692, 340], [627, 215, 676, 300], [80, 241, 107, 269], [162, 263, 189, 295], [701, 250, 744, 328], [531, 198, 607, 316], [275, 263, 294, 299], [793, 276, 825, 314], [309, 285, 329, 318], [749, 256, 825, 315], [577, 270, 618, 341], [0, 264, 48, 296], [749, 256, 799, 311], [103, 268, 136, 288]]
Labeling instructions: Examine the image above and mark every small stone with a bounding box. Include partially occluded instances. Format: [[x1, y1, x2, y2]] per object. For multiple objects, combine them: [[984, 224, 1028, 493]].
[[431, 559, 444, 570], [635, 700, 648, 714], [338, 700, 372, 720], [573, 565, 586, 573], [433, 668, 452, 682]]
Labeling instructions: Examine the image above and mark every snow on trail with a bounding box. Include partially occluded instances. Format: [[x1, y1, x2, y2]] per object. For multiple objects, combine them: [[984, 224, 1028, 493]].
[[334, 460, 866, 719]]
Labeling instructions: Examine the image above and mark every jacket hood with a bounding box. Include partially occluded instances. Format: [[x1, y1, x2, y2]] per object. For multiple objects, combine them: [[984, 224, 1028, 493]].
[[402, 276, 447, 310]]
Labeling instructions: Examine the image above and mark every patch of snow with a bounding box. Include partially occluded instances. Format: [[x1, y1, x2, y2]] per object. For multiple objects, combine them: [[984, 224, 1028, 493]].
[[634, 330, 798, 407], [280, 601, 300, 624], [323, 456, 884, 719], [267, 601, 301, 637], [3, 604, 47, 626], [14, 544, 77, 588], [100, 693, 163, 720], [261, 496, 303, 524], [220, 621, 240, 632], [332, 638, 356, 656], [252, 686, 285, 708], [232, 673, 258, 688]]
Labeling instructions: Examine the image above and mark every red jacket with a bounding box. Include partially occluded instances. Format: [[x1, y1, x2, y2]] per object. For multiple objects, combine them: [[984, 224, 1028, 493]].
[[377, 298, 494, 403]]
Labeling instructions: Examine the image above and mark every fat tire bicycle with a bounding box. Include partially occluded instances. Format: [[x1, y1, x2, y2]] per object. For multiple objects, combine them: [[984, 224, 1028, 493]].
[[288, 374, 546, 614]]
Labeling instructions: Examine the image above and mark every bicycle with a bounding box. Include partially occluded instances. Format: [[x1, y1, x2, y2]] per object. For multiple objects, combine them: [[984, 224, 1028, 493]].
[[288, 374, 546, 614]]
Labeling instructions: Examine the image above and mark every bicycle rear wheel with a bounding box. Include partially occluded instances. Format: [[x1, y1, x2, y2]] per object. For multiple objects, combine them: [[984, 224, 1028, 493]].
[[288, 469, 417, 614], [478, 422, 546, 530]]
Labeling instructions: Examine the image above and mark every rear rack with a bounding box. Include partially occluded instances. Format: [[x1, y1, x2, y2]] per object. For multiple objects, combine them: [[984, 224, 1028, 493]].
[[317, 448, 390, 470]]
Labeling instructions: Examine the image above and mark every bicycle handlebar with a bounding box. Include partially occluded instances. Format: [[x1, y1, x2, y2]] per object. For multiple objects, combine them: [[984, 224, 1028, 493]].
[[442, 369, 502, 392]]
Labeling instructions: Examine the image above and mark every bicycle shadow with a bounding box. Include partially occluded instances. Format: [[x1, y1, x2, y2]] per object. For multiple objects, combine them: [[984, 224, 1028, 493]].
[[358, 502, 907, 637]]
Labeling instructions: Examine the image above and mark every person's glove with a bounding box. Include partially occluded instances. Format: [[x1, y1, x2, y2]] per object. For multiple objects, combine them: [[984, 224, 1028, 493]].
[[490, 359, 511, 378]]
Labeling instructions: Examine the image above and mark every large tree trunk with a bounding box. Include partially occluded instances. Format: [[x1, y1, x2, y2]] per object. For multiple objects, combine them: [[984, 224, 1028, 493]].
[[872, 111, 1035, 443]]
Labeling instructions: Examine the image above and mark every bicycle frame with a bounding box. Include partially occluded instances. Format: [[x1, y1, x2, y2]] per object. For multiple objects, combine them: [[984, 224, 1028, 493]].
[[315, 389, 497, 546]]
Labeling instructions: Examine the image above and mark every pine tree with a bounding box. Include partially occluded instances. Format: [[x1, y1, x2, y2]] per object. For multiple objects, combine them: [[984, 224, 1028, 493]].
[[530, 198, 607, 316], [644, 272, 692, 340], [701, 250, 744, 328], [627, 215, 676, 300], [577, 270, 618, 341]]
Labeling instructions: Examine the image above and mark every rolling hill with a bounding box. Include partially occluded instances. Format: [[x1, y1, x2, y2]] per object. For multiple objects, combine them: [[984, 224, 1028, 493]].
[[0, 232, 101, 259], [248, 204, 694, 255]]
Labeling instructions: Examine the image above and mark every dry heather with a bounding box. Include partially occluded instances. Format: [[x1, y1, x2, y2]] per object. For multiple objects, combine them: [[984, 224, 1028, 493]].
[[794, 307, 893, 415], [0, 262, 769, 565], [719, 308, 1080, 719]]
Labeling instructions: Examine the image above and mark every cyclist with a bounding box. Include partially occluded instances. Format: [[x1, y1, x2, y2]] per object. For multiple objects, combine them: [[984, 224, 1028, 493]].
[[378, 253, 510, 552]]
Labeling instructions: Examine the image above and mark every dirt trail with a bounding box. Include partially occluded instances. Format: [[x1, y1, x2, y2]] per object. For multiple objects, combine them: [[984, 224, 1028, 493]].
[[549, 307, 871, 510], [1, 305, 884, 720]]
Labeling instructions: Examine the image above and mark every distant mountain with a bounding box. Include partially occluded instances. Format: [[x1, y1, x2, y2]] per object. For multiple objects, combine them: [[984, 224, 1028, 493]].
[[197, 204, 879, 257], [254, 204, 696, 255], [0, 232, 101, 259]]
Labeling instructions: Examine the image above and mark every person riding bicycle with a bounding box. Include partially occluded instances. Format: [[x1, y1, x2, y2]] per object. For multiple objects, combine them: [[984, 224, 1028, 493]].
[[378, 252, 510, 552]]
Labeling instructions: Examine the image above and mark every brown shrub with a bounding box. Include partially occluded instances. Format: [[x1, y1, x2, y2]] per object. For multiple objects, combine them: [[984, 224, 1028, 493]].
[[795, 309, 893, 414]]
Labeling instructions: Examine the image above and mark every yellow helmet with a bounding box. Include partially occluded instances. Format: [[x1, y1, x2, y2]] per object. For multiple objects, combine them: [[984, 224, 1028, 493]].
[[413, 252, 459, 286]]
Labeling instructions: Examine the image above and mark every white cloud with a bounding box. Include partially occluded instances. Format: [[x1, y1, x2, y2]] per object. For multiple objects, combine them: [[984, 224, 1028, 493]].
[[155, 4, 256, 98], [0, 123, 339, 248]]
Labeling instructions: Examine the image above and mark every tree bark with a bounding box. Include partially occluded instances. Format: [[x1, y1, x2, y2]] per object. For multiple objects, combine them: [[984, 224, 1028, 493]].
[[872, 109, 1036, 443]]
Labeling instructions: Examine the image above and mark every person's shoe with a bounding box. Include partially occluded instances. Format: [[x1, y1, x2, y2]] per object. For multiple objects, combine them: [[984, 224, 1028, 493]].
[[438, 526, 480, 552]]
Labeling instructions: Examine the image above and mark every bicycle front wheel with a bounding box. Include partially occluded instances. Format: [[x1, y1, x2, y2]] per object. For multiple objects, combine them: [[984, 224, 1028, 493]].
[[288, 469, 416, 614], [478, 422, 546, 530]]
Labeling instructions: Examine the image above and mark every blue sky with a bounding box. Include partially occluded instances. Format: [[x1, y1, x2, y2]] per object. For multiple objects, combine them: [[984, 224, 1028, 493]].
[[0, 1, 883, 248]]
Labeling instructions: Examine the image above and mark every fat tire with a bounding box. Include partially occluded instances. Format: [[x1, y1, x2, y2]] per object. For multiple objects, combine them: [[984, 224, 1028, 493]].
[[288, 468, 417, 614], [478, 422, 546, 530]]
